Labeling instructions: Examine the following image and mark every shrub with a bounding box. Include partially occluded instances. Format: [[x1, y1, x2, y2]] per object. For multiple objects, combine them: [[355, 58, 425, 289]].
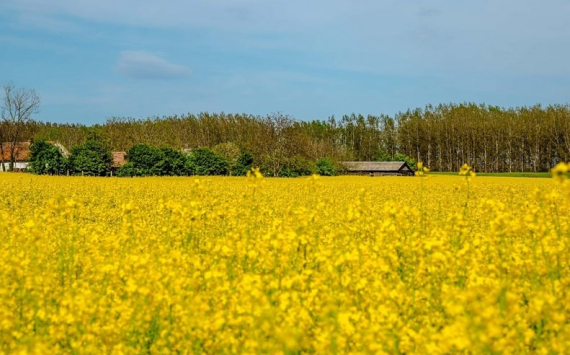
[[155, 147, 187, 176], [232, 151, 254, 176], [316, 157, 337, 176], [186, 147, 228, 176], [126, 144, 163, 176], [123, 144, 189, 176], [278, 156, 316, 177], [29, 140, 68, 175], [116, 162, 138, 177], [393, 153, 416, 170], [69, 140, 112, 176]]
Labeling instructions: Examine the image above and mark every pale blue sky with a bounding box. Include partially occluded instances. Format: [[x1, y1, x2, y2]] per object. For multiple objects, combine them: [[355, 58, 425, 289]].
[[1, 0, 569, 124]]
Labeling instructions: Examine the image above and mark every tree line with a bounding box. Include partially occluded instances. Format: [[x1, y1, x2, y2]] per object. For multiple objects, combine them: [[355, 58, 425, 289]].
[[29, 138, 112, 176], [29, 138, 339, 177], [5, 103, 570, 174]]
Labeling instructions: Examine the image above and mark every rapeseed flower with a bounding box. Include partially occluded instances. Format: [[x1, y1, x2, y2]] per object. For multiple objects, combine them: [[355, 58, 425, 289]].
[[0, 172, 568, 354]]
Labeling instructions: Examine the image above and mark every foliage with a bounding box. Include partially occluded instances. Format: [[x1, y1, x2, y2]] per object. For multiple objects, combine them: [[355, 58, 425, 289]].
[[316, 157, 338, 176], [125, 143, 164, 176], [375, 150, 416, 170], [123, 144, 192, 176], [213, 142, 241, 175], [85, 128, 111, 152], [115, 162, 138, 177], [1, 172, 570, 353], [69, 140, 112, 176], [185, 147, 228, 176], [232, 151, 254, 176], [28, 140, 68, 175], [278, 156, 315, 177], [123, 144, 229, 177], [393, 153, 416, 170], [14, 103, 570, 173], [156, 147, 187, 176], [1, 82, 40, 171], [374, 150, 392, 162]]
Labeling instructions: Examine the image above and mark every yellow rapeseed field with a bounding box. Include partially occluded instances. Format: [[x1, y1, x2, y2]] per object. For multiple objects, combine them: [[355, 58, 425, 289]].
[[1, 167, 569, 354]]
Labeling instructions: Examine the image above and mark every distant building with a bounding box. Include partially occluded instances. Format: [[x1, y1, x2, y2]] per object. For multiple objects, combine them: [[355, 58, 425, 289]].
[[1, 141, 31, 171], [112, 151, 127, 169], [341, 161, 414, 176], [110, 151, 127, 176], [1, 140, 70, 172]]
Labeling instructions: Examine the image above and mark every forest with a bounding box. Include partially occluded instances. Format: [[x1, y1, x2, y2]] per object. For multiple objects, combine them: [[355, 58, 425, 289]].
[[5, 102, 570, 173]]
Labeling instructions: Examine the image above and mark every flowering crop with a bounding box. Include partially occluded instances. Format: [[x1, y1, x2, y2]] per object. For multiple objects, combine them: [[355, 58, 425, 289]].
[[0, 170, 569, 354]]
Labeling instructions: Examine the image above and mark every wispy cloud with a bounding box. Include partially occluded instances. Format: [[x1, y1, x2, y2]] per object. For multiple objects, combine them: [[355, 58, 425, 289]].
[[2, 0, 570, 123], [115, 51, 191, 80]]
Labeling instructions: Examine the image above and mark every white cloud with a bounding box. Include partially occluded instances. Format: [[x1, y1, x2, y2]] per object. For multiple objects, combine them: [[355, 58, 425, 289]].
[[115, 51, 191, 80]]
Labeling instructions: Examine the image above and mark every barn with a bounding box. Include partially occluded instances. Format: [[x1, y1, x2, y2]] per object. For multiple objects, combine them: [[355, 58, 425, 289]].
[[341, 161, 415, 176]]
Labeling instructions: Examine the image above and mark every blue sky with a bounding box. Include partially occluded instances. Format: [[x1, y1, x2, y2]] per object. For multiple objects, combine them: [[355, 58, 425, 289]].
[[1, 0, 569, 124]]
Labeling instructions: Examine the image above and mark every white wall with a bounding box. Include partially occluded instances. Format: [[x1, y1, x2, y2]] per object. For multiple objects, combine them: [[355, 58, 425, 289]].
[[0, 161, 29, 171]]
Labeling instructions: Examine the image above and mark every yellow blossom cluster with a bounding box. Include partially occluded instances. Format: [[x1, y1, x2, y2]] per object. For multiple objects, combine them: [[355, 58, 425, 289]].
[[0, 171, 569, 354]]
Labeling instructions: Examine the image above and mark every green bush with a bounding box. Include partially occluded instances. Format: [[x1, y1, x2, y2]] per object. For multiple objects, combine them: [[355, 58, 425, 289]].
[[116, 162, 138, 177], [155, 147, 187, 176], [123, 144, 189, 176], [393, 153, 416, 170], [186, 147, 228, 176], [125, 144, 163, 176], [69, 140, 112, 176], [232, 151, 254, 176], [29, 140, 68, 175], [316, 157, 337, 176], [278, 156, 316, 177]]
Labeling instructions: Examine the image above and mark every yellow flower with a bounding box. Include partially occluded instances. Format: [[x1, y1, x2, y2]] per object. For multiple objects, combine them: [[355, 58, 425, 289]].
[[0, 172, 568, 353]]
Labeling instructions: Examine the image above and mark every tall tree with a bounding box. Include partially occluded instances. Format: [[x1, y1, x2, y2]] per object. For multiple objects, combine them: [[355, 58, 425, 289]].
[[1, 82, 40, 171]]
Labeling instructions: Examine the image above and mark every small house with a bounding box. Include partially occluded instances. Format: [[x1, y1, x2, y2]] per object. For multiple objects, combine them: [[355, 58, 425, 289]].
[[1, 140, 70, 172], [341, 161, 414, 176], [1, 141, 31, 171]]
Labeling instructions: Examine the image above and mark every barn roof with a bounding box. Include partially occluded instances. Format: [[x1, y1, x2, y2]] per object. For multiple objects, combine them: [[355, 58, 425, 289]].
[[1, 141, 31, 162], [342, 161, 412, 172]]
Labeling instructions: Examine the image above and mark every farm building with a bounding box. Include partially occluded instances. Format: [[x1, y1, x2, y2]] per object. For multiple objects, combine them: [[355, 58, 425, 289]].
[[341, 161, 415, 176], [1, 141, 70, 172], [1, 141, 31, 171], [112, 151, 126, 168]]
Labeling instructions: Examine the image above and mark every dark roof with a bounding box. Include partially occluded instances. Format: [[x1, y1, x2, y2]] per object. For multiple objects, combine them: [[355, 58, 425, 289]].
[[342, 161, 413, 172]]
